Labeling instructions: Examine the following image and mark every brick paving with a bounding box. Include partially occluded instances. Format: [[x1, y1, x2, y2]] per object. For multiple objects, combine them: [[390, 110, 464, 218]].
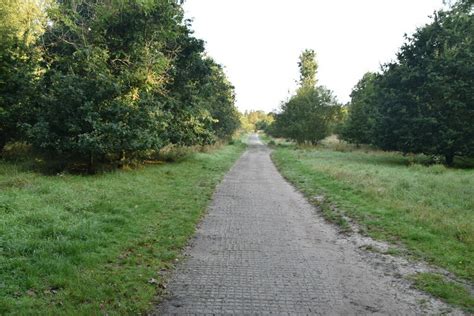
[[155, 135, 454, 315]]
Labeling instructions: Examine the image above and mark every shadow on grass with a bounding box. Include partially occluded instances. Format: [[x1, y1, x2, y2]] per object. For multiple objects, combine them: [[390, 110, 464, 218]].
[[0, 140, 242, 176]]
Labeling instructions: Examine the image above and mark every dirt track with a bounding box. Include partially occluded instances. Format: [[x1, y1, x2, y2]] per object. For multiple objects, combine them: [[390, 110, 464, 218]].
[[156, 134, 460, 315]]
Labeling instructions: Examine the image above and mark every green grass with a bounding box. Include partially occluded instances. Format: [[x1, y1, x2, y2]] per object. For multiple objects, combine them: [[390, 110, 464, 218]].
[[411, 273, 474, 312], [0, 142, 245, 314], [271, 142, 474, 282]]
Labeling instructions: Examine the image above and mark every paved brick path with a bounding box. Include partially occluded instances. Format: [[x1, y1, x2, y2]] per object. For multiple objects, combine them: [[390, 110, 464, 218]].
[[155, 135, 452, 315]]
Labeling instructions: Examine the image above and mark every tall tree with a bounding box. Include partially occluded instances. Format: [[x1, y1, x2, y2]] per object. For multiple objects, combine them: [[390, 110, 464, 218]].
[[373, 1, 474, 165], [270, 49, 340, 144], [297, 49, 318, 90]]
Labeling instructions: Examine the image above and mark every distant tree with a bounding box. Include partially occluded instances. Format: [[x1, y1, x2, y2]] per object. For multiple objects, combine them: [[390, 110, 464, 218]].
[[240, 110, 273, 132], [297, 49, 318, 90], [330, 102, 348, 136], [266, 109, 286, 138], [340, 72, 377, 145], [269, 49, 340, 144], [276, 87, 340, 144], [255, 120, 270, 131], [373, 1, 474, 165]]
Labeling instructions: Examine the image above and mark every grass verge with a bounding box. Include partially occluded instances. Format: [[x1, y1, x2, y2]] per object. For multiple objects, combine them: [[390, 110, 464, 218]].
[[0, 142, 245, 314], [411, 273, 474, 312], [270, 140, 473, 310]]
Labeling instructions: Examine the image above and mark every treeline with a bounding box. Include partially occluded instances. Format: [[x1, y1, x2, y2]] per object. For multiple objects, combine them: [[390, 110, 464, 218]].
[[267, 0, 473, 166], [266, 49, 343, 144], [240, 110, 274, 132], [340, 1, 473, 165], [0, 0, 240, 170]]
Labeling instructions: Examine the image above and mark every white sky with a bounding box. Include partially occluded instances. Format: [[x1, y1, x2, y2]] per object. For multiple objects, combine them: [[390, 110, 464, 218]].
[[183, 0, 446, 113]]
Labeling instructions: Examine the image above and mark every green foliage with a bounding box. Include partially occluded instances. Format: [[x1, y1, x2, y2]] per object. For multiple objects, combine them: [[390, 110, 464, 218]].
[[274, 87, 340, 144], [199, 61, 240, 140], [268, 49, 341, 144], [0, 0, 239, 169], [162, 33, 237, 145], [298, 49, 318, 89], [255, 119, 271, 131], [342, 1, 474, 165], [375, 2, 474, 165], [340, 73, 377, 145], [0, 0, 241, 169], [240, 110, 274, 132], [27, 0, 182, 166], [0, 0, 46, 151]]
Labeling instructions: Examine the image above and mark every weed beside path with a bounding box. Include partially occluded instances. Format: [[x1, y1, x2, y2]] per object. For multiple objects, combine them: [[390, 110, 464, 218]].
[[272, 143, 473, 311], [0, 142, 245, 314]]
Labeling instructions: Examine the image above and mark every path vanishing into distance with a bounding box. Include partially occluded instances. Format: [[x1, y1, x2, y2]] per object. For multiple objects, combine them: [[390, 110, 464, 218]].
[[156, 134, 458, 315]]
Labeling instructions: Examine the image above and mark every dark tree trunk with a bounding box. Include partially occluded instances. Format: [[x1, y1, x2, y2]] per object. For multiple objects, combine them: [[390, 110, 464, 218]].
[[445, 153, 454, 166], [0, 137, 6, 155], [88, 152, 95, 174]]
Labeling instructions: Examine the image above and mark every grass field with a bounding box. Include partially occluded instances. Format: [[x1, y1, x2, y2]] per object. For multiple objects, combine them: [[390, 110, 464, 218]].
[[270, 137, 473, 310], [0, 142, 245, 314]]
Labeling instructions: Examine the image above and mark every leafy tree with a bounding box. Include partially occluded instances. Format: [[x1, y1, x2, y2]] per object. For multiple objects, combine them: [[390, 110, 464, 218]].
[[0, 0, 46, 152], [1, 0, 239, 170], [27, 0, 225, 168], [298, 49, 318, 89], [201, 61, 240, 139], [161, 31, 218, 146], [373, 1, 474, 165], [269, 49, 340, 144], [160, 30, 239, 143], [276, 87, 340, 144], [340, 72, 377, 145]]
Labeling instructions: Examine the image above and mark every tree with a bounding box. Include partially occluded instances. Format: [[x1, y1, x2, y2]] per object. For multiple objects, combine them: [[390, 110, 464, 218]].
[[297, 49, 318, 90], [1, 0, 240, 170], [25, 0, 239, 169], [373, 1, 474, 165], [200, 61, 240, 139], [0, 0, 46, 152], [161, 30, 218, 146], [276, 87, 340, 144], [269, 49, 340, 144], [340, 72, 377, 145]]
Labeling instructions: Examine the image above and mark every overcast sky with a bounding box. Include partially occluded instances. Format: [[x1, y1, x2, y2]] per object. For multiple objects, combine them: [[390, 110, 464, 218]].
[[183, 0, 446, 113]]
